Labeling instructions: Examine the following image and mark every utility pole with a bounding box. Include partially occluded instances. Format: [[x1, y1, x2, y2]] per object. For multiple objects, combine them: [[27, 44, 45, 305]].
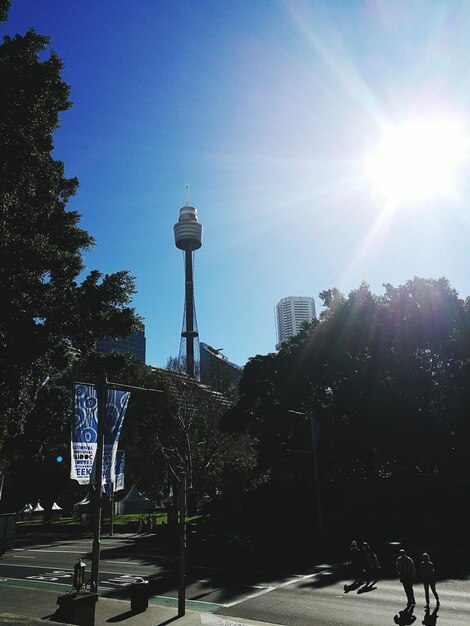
[[178, 473, 187, 617]]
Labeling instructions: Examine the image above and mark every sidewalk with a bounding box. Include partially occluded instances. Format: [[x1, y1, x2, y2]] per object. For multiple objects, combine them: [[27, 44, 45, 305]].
[[0, 585, 284, 626]]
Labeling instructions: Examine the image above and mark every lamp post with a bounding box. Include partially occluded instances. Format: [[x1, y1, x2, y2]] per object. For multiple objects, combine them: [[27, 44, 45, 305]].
[[178, 472, 187, 617], [90, 371, 107, 593], [75, 373, 163, 595], [287, 409, 323, 541]]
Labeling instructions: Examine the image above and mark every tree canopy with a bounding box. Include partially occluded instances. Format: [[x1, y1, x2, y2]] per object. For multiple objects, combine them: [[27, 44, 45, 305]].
[[0, 17, 140, 456], [229, 277, 470, 483]]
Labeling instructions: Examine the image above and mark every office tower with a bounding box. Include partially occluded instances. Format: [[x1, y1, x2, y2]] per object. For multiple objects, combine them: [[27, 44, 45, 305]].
[[97, 328, 146, 363], [275, 296, 316, 349], [174, 191, 203, 378]]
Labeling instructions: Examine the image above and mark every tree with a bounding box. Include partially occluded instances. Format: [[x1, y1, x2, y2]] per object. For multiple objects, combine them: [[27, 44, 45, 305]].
[[231, 277, 470, 482], [0, 18, 140, 457]]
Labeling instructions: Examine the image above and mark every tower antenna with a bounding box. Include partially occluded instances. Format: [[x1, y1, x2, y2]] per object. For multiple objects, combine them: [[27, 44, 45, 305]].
[[185, 183, 190, 206]]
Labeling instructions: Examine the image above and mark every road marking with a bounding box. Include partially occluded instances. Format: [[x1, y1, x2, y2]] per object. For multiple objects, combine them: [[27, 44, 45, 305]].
[[153, 594, 220, 606], [0, 576, 113, 592], [13, 556, 36, 559], [102, 560, 141, 565], [16, 549, 86, 554], [201, 614, 276, 626], [223, 586, 275, 608]]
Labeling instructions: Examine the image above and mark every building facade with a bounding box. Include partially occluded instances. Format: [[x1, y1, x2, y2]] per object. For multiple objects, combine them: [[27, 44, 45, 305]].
[[200, 343, 242, 399], [97, 328, 146, 363], [275, 296, 316, 349]]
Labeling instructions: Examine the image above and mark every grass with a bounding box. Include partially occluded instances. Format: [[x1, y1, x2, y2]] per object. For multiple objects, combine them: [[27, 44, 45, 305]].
[[16, 512, 204, 526]]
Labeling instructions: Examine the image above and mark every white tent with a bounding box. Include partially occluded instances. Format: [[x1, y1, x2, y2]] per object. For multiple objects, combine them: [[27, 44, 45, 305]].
[[72, 493, 93, 520], [116, 485, 154, 515], [18, 503, 33, 520], [31, 502, 44, 518], [50, 502, 63, 520]]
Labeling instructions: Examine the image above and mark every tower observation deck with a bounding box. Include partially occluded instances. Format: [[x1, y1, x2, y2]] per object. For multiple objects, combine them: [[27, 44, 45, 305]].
[[174, 199, 203, 378]]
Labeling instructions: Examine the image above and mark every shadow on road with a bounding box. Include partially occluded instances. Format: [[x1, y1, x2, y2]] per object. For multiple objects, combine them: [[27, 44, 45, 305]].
[[393, 605, 416, 625]]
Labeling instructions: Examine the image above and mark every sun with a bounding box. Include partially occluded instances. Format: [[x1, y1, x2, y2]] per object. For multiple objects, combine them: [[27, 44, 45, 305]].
[[365, 116, 468, 205]]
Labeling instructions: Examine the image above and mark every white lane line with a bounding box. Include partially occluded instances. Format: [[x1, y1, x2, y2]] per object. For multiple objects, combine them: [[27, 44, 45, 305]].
[[202, 611, 276, 625], [13, 556, 36, 559], [14, 549, 86, 554], [0, 563, 73, 571], [280, 572, 318, 587], [223, 586, 275, 608], [152, 595, 220, 606], [195, 578, 268, 590]]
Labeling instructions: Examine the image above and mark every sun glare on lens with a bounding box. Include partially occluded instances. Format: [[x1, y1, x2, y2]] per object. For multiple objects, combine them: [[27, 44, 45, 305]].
[[365, 117, 468, 205]]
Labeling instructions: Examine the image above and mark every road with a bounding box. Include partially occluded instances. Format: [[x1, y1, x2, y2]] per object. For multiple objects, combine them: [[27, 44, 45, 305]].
[[1, 534, 470, 625], [0, 534, 308, 611]]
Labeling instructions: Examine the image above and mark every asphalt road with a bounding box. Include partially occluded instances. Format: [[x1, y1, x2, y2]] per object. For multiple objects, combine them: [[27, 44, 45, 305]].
[[2, 535, 470, 625], [1, 534, 309, 611]]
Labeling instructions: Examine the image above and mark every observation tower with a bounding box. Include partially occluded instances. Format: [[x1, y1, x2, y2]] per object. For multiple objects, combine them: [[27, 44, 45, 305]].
[[174, 186, 203, 378]]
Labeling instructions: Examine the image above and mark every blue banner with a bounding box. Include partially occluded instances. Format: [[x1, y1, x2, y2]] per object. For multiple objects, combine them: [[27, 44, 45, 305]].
[[104, 450, 125, 494], [71, 385, 130, 486], [71, 385, 98, 484], [103, 389, 130, 489]]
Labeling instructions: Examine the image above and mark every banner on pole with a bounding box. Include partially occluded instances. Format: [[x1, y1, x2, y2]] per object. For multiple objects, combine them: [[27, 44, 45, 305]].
[[71, 385, 130, 486], [104, 450, 125, 495], [71, 384, 98, 484], [103, 389, 130, 490]]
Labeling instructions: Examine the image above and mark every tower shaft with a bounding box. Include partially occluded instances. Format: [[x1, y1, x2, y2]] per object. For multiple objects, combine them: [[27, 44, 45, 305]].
[[184, 250, 196, 378]]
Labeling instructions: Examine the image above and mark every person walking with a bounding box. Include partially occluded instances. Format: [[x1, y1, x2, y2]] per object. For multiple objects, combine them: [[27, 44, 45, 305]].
[[362, 542, 380, 587], [420, 553, 439, 606], [396, 548, 416, 606], [349, 541, 363, 584]]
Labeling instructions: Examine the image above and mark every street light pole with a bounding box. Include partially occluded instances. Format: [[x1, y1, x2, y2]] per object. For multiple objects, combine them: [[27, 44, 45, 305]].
[[178, 472, 187, 617], [91, 370, 107, 593], [308, 410, 324, 542], [287, 409, 323, 541]]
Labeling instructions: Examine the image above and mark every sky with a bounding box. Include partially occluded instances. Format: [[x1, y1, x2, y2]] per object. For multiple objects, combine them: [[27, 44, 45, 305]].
[[3, 0, 470, 368]]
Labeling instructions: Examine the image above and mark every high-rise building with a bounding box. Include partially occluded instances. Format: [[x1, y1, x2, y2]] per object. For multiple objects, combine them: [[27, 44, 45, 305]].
[[275, 296, 316, 349], [97, 328, 146, 363]]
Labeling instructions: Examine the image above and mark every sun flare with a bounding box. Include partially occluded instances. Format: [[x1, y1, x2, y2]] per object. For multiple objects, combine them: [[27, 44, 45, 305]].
[[365, 117, 468, 205]]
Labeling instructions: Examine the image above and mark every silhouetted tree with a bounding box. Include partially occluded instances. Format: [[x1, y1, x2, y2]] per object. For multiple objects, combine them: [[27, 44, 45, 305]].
[[0, 18, 140, 458]]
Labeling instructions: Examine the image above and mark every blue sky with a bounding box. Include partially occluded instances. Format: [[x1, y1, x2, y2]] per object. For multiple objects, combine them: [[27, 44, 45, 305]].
[[3, 1, 470, 368]]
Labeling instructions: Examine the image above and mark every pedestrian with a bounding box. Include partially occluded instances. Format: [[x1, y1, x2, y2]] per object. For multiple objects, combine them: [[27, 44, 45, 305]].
[[396, 548, 416, 606], [420, 553, 439, 607], [362, 542, 380, 587], [349, 541, 363, 584]]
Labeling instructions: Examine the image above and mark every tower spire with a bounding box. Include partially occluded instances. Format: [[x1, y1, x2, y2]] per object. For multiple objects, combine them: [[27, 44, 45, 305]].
[[174, 192, 203, 379]]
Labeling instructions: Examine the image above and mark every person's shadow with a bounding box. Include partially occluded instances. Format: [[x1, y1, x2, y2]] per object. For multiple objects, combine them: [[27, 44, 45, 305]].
[[357, 582, 378, 593], [394, 605, 417, 625], [422, 606, 439, 625], [344, 581, 362, 593]]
